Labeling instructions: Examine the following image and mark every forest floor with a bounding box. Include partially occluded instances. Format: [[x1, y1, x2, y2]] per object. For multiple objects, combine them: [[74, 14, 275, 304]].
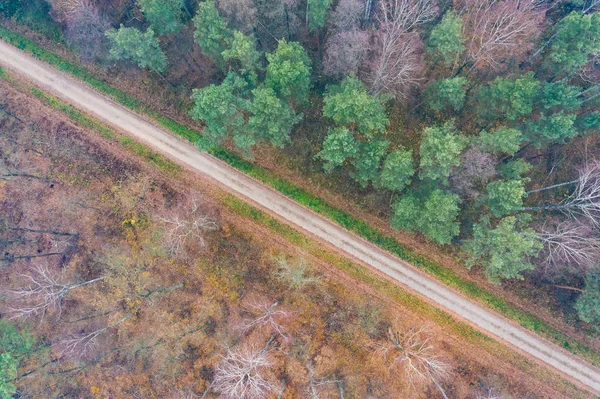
[[1, 38, 599, 396]]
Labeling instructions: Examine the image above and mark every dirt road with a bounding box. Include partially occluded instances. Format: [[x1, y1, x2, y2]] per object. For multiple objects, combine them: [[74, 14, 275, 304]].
[[2, 39, 600, 394]]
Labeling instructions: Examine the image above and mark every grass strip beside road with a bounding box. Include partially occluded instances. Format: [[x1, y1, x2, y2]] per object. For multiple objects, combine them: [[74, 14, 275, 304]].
[[1, 24, 598, 366]]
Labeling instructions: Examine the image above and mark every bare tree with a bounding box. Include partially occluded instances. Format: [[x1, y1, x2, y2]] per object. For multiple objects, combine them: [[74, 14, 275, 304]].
[[449, 147, 497, 198], [323, 30, 370, 79], [236, 301, 292, 339], [461, 0, 545, 72], [274, 256, 321, 290], [537, 221, 600, 272], [377, 325, 450, 386], [304, 360, 340, 399], [57, 316, 129, 358], [213, 339, 276, 399], [65, 1, 111, 63], [476, 388, 504, 399], [522, 162, 600, 227], [4, 263, 104, 319], [160, 199, 219, 255], [330, 0, 365, 31], [377, 0, 438, 31], [217, 0, 258, 33]]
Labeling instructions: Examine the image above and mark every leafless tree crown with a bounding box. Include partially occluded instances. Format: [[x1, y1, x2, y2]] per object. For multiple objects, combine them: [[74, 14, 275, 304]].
[[161, 199, 219, 255]]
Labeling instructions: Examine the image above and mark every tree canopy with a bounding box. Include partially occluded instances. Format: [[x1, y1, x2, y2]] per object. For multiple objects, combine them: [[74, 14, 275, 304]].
[[265, 40, 312, 106], [426, 10, 465, 65], [105, 26, 167, 72], [419, 121, 467, 183], [137, 0, 184, 36], [193, 0, 233, 67]]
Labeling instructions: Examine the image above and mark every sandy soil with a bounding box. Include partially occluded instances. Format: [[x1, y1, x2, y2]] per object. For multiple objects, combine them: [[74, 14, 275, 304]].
[[2, 39, 600, 395]]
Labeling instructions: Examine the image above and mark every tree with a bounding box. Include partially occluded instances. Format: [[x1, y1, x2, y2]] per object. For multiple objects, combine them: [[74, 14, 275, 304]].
[[426, 10, 465, 65], [353, 138, 390, 187], [213, 341, 275, 399], [323, 30, 370, 78], [486, 179, 527, 218], [392, 189, 461, 244], [222, 31, 262, 82], [476, 73, 541, 122], [317, 127, 358, 172], [576, 268, 600, 324], [105, 26, 167, 73], [323, 75, 389, 135], [193, 0, 233, 67], [476, 127, 522, 156], [538, 82, 581, 111], [379, 148, 415, 192], [236, 301, 291, 339], [0, 321, 34, 399], [538, 222, 600, 272], [137, 0, 184, 36], [247, 86, 302, 148], [264, 40, 312, 106], [462, 0, 544, 71], [500, 159, 532, 180], [465, 216, 542, 283], [525, 112, 578, 148], [419, 121, 467, 183], [425, 77, 467, 112], [449, 147, 497, 198], [544, 12, 600, 75], [189, 73, 250, 153], [65, 2, 111, 63], [307, 0, 332, 31], [217, 0, 257, 33], [330, 0, 364, 31]]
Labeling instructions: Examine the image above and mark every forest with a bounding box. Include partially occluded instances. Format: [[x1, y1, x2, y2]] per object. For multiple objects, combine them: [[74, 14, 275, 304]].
[[1, 0, 600, 397]]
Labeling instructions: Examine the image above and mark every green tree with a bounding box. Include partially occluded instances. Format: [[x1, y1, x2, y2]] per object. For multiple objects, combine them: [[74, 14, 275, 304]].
[[0, 320, 35, 399], [317, 127, 359, 172], [419, 121, 467, 183], [576, 111, 600, 135], [545, 12, 600, 75], [538, 82, 581, 111], [265, 40, 312, 106], [307, 0, 332, 31], [380, 149, 415, 192], [525, 111, 578, 148], [247, 86, 302, 148], [477, 127, 523, 155], [323, 75, 389, 135], [476, 73, 541, 122], [352, 138, 390, 188], [500, 159, 532, 180], [576, 269, 600, 325], [392, 189, 461, 244], [426, 11, 465, 65], [105, 26, 167, 72], [465, 216, 542, 283], [193, 0, 233, 67], [190, 73, 250, 154], [222, 30, 262, 82], [486, 179, 527, 218], [137, 0, 184, 36], [425, 77, 467, 112]]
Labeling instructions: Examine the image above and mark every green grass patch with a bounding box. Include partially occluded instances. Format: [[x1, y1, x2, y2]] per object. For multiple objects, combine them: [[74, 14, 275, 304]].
[[2, 22, 598, 366]]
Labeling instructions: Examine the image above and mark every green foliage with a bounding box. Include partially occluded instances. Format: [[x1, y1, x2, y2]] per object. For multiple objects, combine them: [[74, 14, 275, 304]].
[[426, 11, 465, 65], [477, 127, 523, 155], [545, 12, 600, 74], [190, 72, 250, 153], [137, 0, 184, 36], [323, 75, 389, 135], [392, 189, 461, 244], [352, 138, 389, 188], [307, 0, 333, 31], [222, 31, 262, 82], [419, 121, 467, 183], [105, 26, 167, 72], [500, 160, 532, 180], [0, 0, 23, 18], [193, 0, 232, 66], [486, 179, 527, 218], [576, 111, 600, 134], [425, 77, 467, 112], [380, 149, 415, 192], [466, 216, 542, 283], [265, 40, 312, 106], [248, 86, 302, 148], [317, 127, 358, 172], [539, 82, 581, 111], [576, 269, 600, 325], [0, 320, 35, 399], [476, 73, 541, 122], [525, 111, 577, 148]]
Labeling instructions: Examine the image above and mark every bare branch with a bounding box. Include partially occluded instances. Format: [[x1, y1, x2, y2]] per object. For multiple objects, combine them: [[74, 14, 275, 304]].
[[161, 198, 219, 255], [274, 256, 321, 291], [537, 221, 600, 272], [236, 301, 292, 339], [57, 316, 129, 359]]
